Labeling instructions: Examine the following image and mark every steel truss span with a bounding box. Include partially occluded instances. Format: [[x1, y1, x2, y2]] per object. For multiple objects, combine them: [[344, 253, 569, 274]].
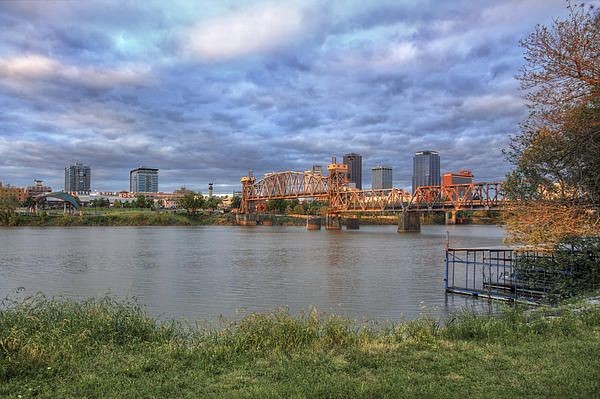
[[240, 164, 505, 214]]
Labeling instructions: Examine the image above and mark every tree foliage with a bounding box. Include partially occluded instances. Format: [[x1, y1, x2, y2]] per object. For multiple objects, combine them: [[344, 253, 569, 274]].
[[267, 199, 288, 214], [231, 196, 242, 209], [0, 197, 18, 225], [518, 2, 599, 125], [177, 192, 204, 215], [505, 2, 600, 245], [204, 196, 222, 210], [135, 195, 153, 209], [90, 198, 110, 208]]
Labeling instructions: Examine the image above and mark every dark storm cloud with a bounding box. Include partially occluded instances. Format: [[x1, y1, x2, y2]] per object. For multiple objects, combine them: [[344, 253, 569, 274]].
[[0, 0, 573, 192]]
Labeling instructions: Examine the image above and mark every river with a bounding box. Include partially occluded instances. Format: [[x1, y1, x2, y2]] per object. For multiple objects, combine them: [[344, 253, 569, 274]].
[[0, 224, 504, 322]]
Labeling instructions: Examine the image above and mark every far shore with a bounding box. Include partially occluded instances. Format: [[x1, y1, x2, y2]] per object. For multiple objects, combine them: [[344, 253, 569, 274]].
[[2, 209, 503, 227]]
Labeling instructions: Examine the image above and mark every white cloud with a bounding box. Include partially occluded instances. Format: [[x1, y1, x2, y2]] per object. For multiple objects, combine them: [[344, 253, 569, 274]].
[[0, 54, 151, 91], [322, 41, 419, 75], [183, 3, 306, 61]]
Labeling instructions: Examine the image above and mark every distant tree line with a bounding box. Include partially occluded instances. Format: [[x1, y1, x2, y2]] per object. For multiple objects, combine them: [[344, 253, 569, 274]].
[[265, 199, 327, 215], [177, 192, 223, 215]]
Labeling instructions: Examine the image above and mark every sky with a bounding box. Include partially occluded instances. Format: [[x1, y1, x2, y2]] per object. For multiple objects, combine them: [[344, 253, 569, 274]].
[[0, 0, 579, 193]]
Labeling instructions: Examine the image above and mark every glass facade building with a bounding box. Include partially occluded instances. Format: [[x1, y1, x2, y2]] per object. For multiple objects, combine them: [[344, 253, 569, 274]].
[[65, 163, 91, 193], [343, 153, 362, 189], [371, 166, 392, 189], [412, 151, 440, 193], [130, 167, 159, 193]]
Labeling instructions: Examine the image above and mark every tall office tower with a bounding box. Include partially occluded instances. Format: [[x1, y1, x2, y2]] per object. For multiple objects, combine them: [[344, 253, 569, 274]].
[[311, 164, 323, 175], [343, 153, 362, 189], [65, 162, 91, 193], [208, 183, 214, 198], [412, 150, 440, 193], [371, 166, 393, 189], [130, 167, 159, 193]]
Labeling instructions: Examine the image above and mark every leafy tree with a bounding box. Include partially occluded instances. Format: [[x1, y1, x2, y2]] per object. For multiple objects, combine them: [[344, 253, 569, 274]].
[[267, 199, 287, 214], [204, 196, 222, 210], [21, 196, 35, 208], [231, 196, 242, 209], [90, 198, 110, 208], [0, 197, 18, 225], [113, 199, 122, 208], [292, 204, 305, 215], [505, 2, 600, 245], [135, 195, 153, 209], [177, 192, 204, 215], [307, 200, 328, 215]]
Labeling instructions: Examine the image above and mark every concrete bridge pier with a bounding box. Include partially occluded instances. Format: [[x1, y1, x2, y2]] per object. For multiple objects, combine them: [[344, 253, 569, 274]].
[[306, 215, 321, 230], [325, 214, 342, 230], [397, 212, 420, 233], [237, 213, 256, 226], [346, 216, 360, 230], [445, 211, 457, 225]]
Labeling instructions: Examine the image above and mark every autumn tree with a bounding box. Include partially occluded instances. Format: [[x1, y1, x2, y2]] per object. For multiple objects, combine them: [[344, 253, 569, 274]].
[[505, 2, 600, 245]]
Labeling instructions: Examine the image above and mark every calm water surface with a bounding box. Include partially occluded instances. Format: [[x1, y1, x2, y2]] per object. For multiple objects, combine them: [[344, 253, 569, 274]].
[[0, 225, 504, 321]]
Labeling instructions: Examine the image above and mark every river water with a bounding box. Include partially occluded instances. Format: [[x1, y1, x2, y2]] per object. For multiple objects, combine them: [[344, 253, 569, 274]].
[[0, 225, 504, 322]]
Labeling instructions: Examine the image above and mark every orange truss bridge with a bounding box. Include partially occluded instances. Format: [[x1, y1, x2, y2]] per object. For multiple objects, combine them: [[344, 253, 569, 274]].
[[240, 161, 505, 215]]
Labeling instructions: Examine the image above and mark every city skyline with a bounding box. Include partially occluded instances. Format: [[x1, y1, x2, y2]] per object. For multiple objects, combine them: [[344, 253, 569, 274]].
[[0, 1, 571, 191], [1, 149, 493, 194]]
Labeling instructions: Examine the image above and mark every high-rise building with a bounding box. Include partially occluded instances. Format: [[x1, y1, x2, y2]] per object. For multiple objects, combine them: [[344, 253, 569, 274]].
[[412, 151, 440, 193], [311, 165, 323, 175], [65, 163, 91, 193], [130, 167, 159, 193], [371, 166, 393, 189], [343, 153, 362, 189]]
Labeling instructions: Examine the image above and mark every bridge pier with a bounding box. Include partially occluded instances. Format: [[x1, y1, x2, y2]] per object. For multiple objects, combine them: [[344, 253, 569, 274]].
[[445, 211, 456, 225], [325, 215, 342, 230], [306, 215, 321, 230], [397, 212, 420, 233], [236, 213, 256, 226], [346, 216, 360, 230]]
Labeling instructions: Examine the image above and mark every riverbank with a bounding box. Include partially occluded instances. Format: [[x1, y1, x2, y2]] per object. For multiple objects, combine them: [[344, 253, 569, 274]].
[[5, 211, 233, 226], [3, 210, 503, 227], [1, 295, 599, 398]]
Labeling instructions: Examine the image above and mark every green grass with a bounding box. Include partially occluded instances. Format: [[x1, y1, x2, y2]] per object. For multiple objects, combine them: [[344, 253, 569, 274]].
[[1, 296, 599, 398], [8, 211, 233, 227]]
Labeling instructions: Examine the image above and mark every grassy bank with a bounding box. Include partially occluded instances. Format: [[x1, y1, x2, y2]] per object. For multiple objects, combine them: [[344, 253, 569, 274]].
[[6, 210, 235, 227], [1, 296, 599, 398], [4, 211, 505, 227]]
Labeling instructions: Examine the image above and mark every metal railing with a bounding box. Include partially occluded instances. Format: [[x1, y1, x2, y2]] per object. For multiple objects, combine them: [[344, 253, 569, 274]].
[[445, 248, 564, 304]]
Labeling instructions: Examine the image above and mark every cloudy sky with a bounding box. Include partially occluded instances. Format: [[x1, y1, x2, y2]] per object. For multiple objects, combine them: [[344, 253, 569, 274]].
[[0, 0, 578, 193]]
